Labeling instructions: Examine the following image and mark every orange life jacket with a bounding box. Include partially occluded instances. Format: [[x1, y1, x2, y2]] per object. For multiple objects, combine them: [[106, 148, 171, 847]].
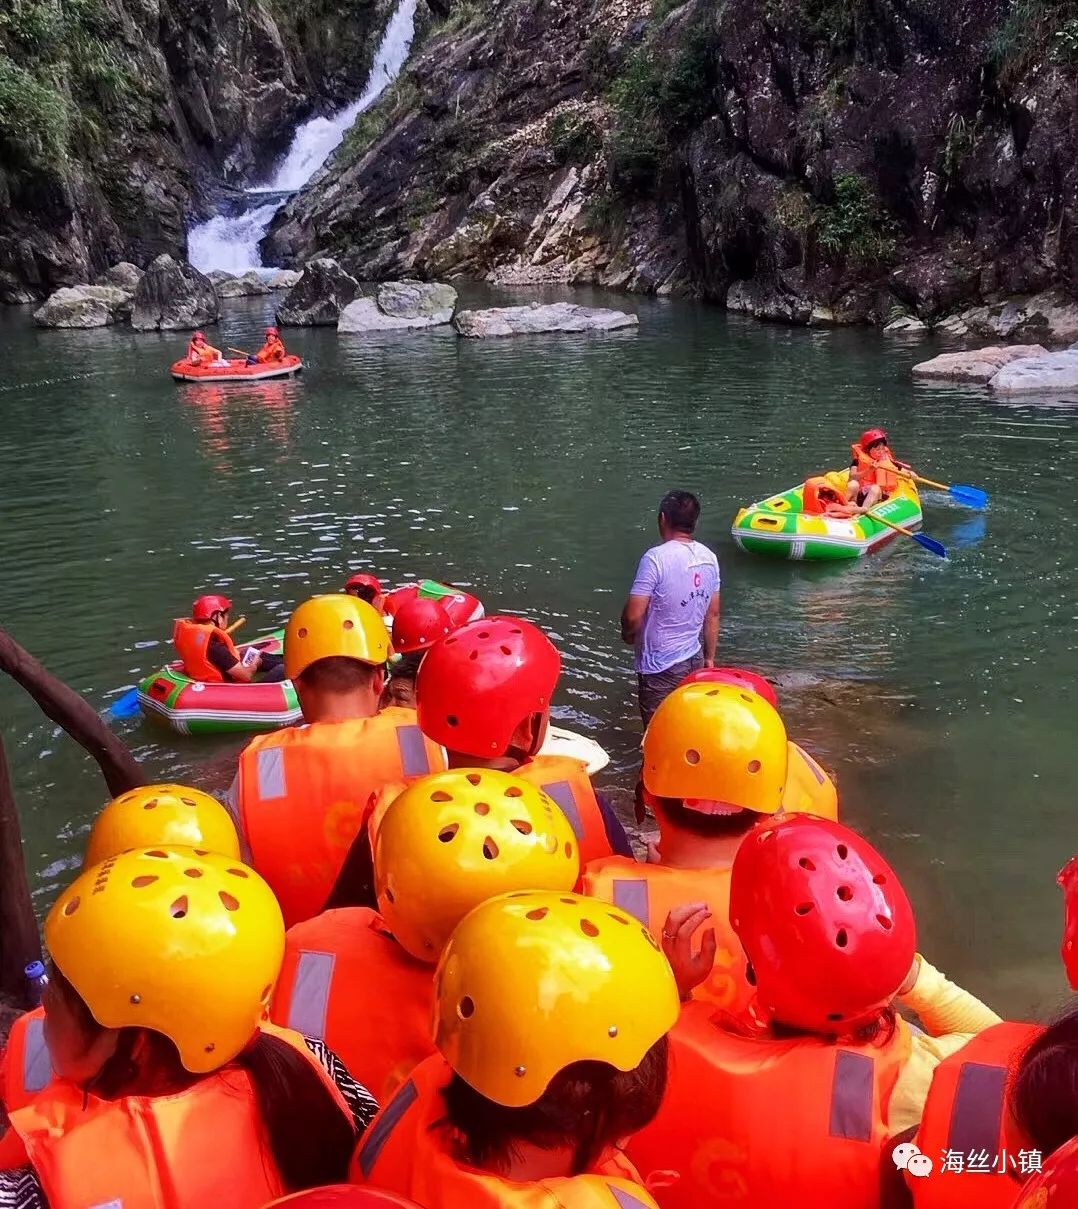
[[188, 342, 220, 364], [0, 1007, 52, 1116], [627, 1000, 911, 1209], [850, 444, 901, 495], [580, 857, 752, 1015], [910, 1021, 1043, 1207], [6, 1022, 349, 1208], [172, 617, 240, 683], [352, 1054, 659, 1209], [270, 907, 434, 1103], [783, 741, 839, 820], [257, 338, 286, 363], [513, 755, 615, 867], [234, 707, 446, 926]]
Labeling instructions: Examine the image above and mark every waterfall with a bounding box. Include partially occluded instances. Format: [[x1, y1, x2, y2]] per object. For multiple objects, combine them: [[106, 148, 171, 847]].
[[188, 0, 417, 275]]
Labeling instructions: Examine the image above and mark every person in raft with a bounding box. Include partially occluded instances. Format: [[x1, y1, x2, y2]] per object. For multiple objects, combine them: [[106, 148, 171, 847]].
[[271, 767, 581, 1104], [173, 594, 286, 683], [351, 889, 680, 1209], [848, 427, 912, 509], [344, 572, 385, 611], [802, 472, 863, 517], [621, 489, 720, 728], [247, 326, 287, 365], [187, 329, 223, 365], [625, 813, 1002, 1209], [380, 594, 456, 710], [0, 848, 378, 1206]]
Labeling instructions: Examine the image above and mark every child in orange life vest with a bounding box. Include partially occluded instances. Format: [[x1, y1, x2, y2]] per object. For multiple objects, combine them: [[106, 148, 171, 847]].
[[187, 330, 222, 364], [848, 427, 911, 509], [580, 679, 837, 1017], [0, 849, 377, 1208], [351, 889, 679, 1209], [802, 474, 862, 518], [248, 326, 287, 365], [174, 594, 286, 683], [626, 814, 1002, 1209], [270, 767, 582, 1104]]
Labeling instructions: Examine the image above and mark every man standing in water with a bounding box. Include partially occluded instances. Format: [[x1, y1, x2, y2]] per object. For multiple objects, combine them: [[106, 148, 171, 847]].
[[621, 490, 721, 727]]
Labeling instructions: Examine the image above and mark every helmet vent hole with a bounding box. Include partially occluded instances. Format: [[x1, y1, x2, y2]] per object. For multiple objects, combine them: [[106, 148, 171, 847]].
[[876, 914, 893, 930], [193, 849, 209, 856], [580, 919, 600, 937], [740, 693, 754, 703], [510, 628, 522, 635], [63, 896, 81, 916], [385, 888, 395, 904], [438, 824, 460, 843], [474, 802, 490, 816], [143, 799, 158, 810], [745, 963, 757, 986], [499, 645, 512, 656], [297, 627, 308, 639], [747, 759, 761, 774], [526, 907, 549, 921], [836, 844, 849, 860], [836, 928, 848, 948], [705, 689, 719, 697], [131, 876, 158, 889], [609, 913, 629, 925], [565, 841, 573, 859], [560, 898, 577, 906], [146, 849, 169, 859], [798, 857, 815, 871], [431, 791, 452, 803], [505, 786, 523, 798], [685, 748, 701, 766], [873, 873, 886, 885], [837, 885, 853, 902], [826, 1012, 844, 1022], [180, 798, 196, 807], [227, 868, 249, 879], [468, 650, 478, 660], [511, 819, 533, 834], [446, 714, 459, 727], [343, 619, 355, 631], [169, 896, 189, 919], [184, 868, 203, 879], [478, 631, 491, 639], [458, 996, 475, 1019], [219, 892, 240, 911], [466, 773, 482, 786], [482, 837, 499, 860], [795, 902, 814, 915]]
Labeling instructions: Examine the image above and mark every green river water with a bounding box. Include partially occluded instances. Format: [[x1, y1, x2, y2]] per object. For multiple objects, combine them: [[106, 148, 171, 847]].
[[1, 286, 1075, 1020]]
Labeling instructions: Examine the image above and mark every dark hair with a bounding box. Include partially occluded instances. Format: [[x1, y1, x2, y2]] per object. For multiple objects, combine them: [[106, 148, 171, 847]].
[[322, 820, 378, 911], [50, 965, 355, 1191], [1010, 1005, 1078, 1159], [298, 656, 382, 694], [765, 1005, 899, 1047], [350, 584, 379, 604], [390, 651, 424, 683], [659, 490, 700, 535], [442, 1037, 668, 1174], [654, 795, 759, 840]]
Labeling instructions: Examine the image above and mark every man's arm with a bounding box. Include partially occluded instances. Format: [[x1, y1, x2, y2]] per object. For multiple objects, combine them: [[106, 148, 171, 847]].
[[702, 592, 721, 666], [208, 633, 256, 683], [620, 595, 650, 645]]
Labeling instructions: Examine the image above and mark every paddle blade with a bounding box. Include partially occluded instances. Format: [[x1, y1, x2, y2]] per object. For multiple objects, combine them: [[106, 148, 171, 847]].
[[948, 484, 988, 509], [913, 533, 948, 559], [109, 688, 142, 719]]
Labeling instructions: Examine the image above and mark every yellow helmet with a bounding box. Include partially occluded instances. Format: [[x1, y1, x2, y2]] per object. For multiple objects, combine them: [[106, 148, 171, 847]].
[[284, 595, 390, 680], [375, 770, 580, 963], [84, 783, 240, 867], [45, 848, 285, 1073], [434, 890, 679, 1107], [824, 471, 848, 494], [642, 681, 788, 813]]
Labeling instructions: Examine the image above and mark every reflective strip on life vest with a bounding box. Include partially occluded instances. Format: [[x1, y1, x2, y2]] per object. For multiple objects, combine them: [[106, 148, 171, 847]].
[[396, 725, 432, 778], [542, 780, 584, 839], [828, 1050, 874, 1142], [946, 1061, 1008, 1156], [90, 1201, 123, 1209], [285, 951, 335, 1038], [256, 747, 288, 802], [608, 1187, 651, 1209], [612, 879, 649, 925], [357, 1078, 419, 1176], [23, 1014, 53, 1094]]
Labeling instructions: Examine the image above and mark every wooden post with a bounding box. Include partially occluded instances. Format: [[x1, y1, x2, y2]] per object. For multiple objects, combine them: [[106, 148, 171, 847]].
[[0, 735, 41, 1009]]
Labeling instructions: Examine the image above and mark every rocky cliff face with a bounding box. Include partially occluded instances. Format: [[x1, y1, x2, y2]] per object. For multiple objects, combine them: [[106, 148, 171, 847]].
[[263, 0, 1078, 326], [0, 0, 391, 301]]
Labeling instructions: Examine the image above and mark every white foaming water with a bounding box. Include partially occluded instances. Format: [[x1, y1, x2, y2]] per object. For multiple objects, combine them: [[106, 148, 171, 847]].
[[188, 0, 417, 274]]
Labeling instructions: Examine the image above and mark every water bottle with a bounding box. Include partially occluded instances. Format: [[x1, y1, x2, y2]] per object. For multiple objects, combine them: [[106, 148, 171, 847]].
[[25, 960, 48, 1007]]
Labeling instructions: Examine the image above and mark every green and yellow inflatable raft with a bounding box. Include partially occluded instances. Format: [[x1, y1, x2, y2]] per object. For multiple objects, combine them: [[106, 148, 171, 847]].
[[731, 471, 922, 561]]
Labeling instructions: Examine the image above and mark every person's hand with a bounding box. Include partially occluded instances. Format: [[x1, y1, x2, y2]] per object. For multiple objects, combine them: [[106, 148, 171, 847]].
[[662, 902, 717, 1001], [703, 657, 715, 668], [897, 954, 922, 997], [646, 840, 662, 864]]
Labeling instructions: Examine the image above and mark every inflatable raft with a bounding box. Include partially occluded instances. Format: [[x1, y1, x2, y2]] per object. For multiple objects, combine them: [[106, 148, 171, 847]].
[[137, 631, 302, 735], [731, 470, 922, 561], [171, 356, 303, 383]]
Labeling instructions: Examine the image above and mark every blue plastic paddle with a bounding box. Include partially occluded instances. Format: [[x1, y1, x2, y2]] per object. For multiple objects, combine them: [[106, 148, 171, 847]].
[[870, 511, 947, 559], [906, 472, 988, 509], [108, 688, 141, 719]]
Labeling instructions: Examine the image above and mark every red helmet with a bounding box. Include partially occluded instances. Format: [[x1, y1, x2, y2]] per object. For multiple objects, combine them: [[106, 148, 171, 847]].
[[859, 428, 888, 450], [192, 331, 206, 342], [1012, 1135, 1078, 1208], [416, 616, 561, 755], [192, 594, 231, 621], [265, 326, 279, 337], [392, 596, 455, 654], [730, 814, 916, 1033], [345, 572, 382, 595], [264, 1189, 424, 1208], [1059, 856, 1078, 989], [680, 666, 778, 709]]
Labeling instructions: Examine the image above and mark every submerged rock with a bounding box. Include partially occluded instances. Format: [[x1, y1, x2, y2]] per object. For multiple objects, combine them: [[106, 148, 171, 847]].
[[882, 315, 928, 334], [913, 345, 1048, 384], [130, 255, 219, 332], [95, 263, 144, 291], [277, 259, 359, 326], [34, 285, 134, 329], [988, 351, 1078, 395], [339, 281, 458, 332], [453, 302, 638, 338]]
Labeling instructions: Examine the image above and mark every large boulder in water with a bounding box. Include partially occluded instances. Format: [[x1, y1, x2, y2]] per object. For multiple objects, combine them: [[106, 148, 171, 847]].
[[338, 281, 458, 332], [215, 270, 271, 298], [268, 269, 302, 291], [913, 345, 1048, 384], [33, 285, 133, 328], [130, 255, 219, 331], [95, 262, 144, 291], [453, 302, 638, 338], [276, 259, 359, 326], [988, 350, 1078, 395]]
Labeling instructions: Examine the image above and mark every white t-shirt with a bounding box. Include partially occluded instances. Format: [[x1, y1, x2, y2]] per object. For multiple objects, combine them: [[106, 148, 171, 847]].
[[629, 539, 720, 674]]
